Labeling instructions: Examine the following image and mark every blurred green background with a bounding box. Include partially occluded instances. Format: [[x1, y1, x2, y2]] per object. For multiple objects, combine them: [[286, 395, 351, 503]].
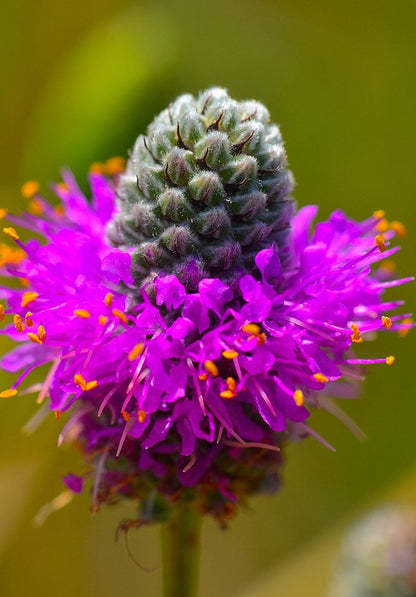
[[0, 1, 415, 595]]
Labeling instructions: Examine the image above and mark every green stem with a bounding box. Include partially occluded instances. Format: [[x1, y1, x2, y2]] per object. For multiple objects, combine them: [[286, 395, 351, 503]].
[[161, 500, 202, 597]]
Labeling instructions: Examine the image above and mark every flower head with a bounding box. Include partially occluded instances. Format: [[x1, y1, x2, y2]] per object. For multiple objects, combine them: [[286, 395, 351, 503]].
[[0, 89, 412, 523]]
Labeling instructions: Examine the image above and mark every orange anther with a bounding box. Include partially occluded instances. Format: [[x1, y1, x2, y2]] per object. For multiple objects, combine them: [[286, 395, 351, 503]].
[[222, 349, 239, 360], [373, 210, 385, 220], [121, 410, 130, 421], [0, 388, 17, 398], [0, 304, 4, 322], [73, 309, 91, 319], [54, 410, 62, 420], [242, 323, 261, 336], [28, 332, 42, 344], [137, 410, 147, 423], [98, 315, 108, 326], [386, 355, 395, 366], [13, 314, 25, 332], [204, 360, 219, 377], [21, 180, 40, 198], [381, 316, 392, 329], [128, 343, 144, 361], [3, 227, 19, 240], [219, 389, 237, 399], [226, 377, 237, 391], [112, 309, 128, 324], [104, 292, 113, 308], [0, 209, 7, 219], [313, 373, 329, 383], [293, 390, 304, 406], [391, 221, 407, 237], [21, 291, 38, 307], [105, 156, 126, 176], [375, 234, 386, 252], [38, 325, 46, 341]]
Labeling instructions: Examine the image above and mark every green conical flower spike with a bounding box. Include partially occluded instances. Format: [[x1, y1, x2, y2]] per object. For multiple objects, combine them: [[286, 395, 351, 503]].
[[107, 87, 294, 288]]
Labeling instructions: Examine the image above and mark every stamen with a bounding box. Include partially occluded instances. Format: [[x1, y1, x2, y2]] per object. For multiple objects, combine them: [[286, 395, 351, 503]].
[[54, 411, 62, 420], [73, 309, 91, 319], [391, 221, 407, 237], [398, 317, 413, 337], [99, 315, 108, 326], [122, 411, 130, 421], [112, 308, 128, 324], [0, 209, 7, 219], [21, 180, 39, 198], [242, 323, 261, 336], [0, 388, 18, 398], [182, 454, 196, 473], [257, 333, 267, 345], [137, 410, 146, 423], [350, 323, 363, 343], [293, 390, 304, 406], [13, 314, 25, 332], [386, 355, 395, 365], [38, 325, 46, 341], [28, 332, 42, 344], [0, 304, 4, 322], [198, 373, 208, 381], [89, 162, 106, 175], [21, 291, 38, 307], [382, 316, 392, 329], [104, 292, 114, 308], [105, 157, 126, 176], [25, 311, 34, 326], [226, 377, 237, 391], [222, 349, 239, 359], [74, 374, 98, 391], [3, 227, 19, 240], [220, 389, 237, 399], [375, 234, 386, 252], [373, 209, 385, 220], [313, 373, 329, 383], [204, 360, 219, 377], [128, 343, 144, 361]]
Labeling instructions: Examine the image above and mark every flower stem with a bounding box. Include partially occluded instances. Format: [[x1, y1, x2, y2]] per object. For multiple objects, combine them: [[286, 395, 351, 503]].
[[161, 499, 202, 597]]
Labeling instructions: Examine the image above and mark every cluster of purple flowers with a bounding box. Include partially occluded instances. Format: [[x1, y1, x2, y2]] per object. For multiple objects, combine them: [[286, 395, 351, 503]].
[[0, 165, 412, 520]]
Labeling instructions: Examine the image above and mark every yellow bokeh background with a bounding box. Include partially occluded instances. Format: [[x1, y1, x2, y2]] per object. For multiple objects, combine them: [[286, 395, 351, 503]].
[[0, 1, 415, 595]]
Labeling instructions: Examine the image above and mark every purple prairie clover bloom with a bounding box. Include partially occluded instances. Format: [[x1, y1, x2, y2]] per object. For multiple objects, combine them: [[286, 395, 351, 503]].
[[0, 89, 413, 523]]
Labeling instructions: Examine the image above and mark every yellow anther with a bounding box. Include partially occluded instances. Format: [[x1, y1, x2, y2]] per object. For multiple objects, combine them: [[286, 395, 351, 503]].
[[128, 343, 144, 361], [398, 317, 413, 338], [28, 332, 42, 344], [21, 291, 38, 307], [121, 410, 130, 421], [204, 360, 219, 377], [313, 373, 329, 383], [391, 221, 407, 238], [85, 380, 98, 391], [0, 304, 4, 322], [89, 162, 106, 175], [257, 332, 267, 345], [3, 227, 19, 240], [13, 314, 25, 332], [25, 311, 33, 326], [54, 410, 62, 420], [98, 315, 108, 326], [74, 374, 97, 391], [0, 388, 17, 398], [137, 410, 147, 423], [198, 373, 208, 381], [28, 199, 44, 216], [219, 389, 237, 399], [21, 180, 40, 199], [38, 325, 46, 341], [373, 210, 385, 220], [376, 219, 389, 233], [375, 234, 386, 253], [73, 309, 91, 319], [386, 355, 395, 366], [350, 324, 363, 343], [105, 156, 126, 176], [242, 323, 261, 336], [74, 374, 87, 390], [222, 349, 239, 360], [0, 209, 7, 219], [112, 309, 129, 324], [382, 316, 392, 329], [104, 292, 114, 308], [226, 377, 237, 391], [293, 390, 305, 406]]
